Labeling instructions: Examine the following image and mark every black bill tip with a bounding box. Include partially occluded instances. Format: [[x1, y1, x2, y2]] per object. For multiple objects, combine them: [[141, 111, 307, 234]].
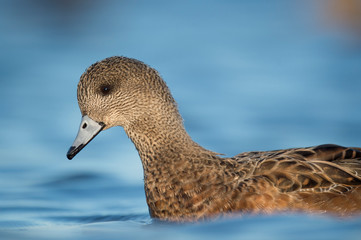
[[67, 144, 85, 160]]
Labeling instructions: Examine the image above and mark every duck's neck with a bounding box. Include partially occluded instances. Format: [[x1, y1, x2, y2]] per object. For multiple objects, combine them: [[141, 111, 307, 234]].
[[123, 109, 216, 175]]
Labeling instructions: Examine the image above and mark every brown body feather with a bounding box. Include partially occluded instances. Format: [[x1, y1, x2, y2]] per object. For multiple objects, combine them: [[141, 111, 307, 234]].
[[142, 143, 361, 221], [70, 56, 361, 221]]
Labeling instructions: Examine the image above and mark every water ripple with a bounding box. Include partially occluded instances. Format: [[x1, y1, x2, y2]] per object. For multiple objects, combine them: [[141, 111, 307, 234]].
[[47, 213, 150, 224]]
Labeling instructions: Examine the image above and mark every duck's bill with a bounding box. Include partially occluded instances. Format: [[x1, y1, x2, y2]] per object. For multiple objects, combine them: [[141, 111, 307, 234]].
[[67, 115, 105, 160]]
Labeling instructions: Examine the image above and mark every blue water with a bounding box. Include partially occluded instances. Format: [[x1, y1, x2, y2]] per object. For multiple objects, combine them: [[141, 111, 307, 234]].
[[1, 1, 361, 239]]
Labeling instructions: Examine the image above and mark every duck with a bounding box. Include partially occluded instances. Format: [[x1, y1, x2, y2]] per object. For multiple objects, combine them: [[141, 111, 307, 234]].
[[67, 56, 361, 221]]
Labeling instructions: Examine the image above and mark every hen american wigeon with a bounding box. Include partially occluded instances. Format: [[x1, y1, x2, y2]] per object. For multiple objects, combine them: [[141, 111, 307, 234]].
[[67, 56, 361, 221]]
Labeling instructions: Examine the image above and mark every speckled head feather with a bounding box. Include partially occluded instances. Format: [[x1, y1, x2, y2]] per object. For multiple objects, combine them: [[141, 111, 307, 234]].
[[68, 56, 361, 222], [77, 56, 180, 130]]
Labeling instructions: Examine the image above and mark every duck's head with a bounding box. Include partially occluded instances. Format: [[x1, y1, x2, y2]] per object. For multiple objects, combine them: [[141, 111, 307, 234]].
[[66, 56, 178, 160]]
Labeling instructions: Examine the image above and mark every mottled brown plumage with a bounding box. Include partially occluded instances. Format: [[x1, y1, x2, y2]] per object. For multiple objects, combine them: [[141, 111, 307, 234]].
[[68, 56, 361, 221]]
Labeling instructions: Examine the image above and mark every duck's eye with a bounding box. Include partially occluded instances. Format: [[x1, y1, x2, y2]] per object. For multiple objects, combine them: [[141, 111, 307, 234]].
[[100, 84, 112, 96]]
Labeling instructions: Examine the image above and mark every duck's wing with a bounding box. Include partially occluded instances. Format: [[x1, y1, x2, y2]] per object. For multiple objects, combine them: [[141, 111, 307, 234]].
[[235, 144, 361, 194]]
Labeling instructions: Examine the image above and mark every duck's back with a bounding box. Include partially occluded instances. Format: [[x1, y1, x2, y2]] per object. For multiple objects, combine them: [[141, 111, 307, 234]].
[[233, 144, 361, 216]]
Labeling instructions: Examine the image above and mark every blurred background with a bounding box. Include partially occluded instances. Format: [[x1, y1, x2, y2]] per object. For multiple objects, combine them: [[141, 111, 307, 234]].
[[0, 0, 361, 239]]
